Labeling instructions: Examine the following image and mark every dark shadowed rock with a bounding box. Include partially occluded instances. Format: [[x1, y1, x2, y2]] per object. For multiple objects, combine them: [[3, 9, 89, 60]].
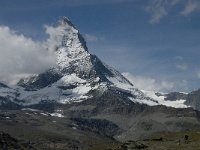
[[164, 92, 187, 101], [185, 89, 200, 111], [71, 118, 121, 137], [17, 69, 62, 91]]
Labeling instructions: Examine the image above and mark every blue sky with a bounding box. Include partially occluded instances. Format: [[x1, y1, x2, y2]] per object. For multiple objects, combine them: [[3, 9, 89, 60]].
[[0, 0, 200, 92]]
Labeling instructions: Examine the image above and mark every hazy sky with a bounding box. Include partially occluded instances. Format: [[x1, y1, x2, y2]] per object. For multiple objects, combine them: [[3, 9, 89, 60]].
[[0, 0, 200, 92]]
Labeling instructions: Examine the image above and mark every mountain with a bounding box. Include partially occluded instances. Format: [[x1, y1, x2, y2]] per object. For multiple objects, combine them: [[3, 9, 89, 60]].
[[1, 17, 200, 145], [0, 17, 152, 107], [0, 17, 190, 109]]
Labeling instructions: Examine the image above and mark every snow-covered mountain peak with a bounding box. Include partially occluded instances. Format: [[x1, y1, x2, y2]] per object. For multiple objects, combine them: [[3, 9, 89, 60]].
[[58, 16, 75, 28], [0, 17, 194, 110], [55, 16, 87, 49], [45, 17, 91, 74], [46, 17, 88, 52]]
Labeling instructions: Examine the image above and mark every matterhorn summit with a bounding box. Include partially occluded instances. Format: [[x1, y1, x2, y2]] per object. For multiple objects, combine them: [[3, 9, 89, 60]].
[[47, 17, 91, 73]]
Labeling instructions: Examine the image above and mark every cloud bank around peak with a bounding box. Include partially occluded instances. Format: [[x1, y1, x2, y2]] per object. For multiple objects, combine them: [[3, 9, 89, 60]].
[[0, 26, 56, 85], [123, 72, 188, 92], [0, 23, 106, 85]]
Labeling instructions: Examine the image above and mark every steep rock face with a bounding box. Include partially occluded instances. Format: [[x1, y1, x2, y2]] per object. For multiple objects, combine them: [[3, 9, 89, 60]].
[[51, 17, 133, 86], [0, 83, 9, 88], [53, 17, 93, 77]]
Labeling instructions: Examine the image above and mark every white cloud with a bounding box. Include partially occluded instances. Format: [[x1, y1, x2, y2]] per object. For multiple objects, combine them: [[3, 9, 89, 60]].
[[146, 0, 171, 24], [197, 71, 200, 79], [123, 72, 191, 92], [44, 23, 69, 53], [175, 56, 184, 61], [123, 72, 174, 92], [0, 26, 56, 85], [146, 0, 183, 24], [146, 0, 200, 24], [180, 0, 200, 16], [84, 34, 104, 42], [85, 34, 98, 42], [176, 64, 188, 71], [171, 0, 181, 6]]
